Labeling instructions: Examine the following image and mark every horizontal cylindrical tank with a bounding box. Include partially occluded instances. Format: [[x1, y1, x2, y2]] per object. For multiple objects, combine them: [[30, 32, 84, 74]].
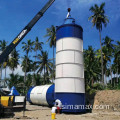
[[27, 84, 55, 107]]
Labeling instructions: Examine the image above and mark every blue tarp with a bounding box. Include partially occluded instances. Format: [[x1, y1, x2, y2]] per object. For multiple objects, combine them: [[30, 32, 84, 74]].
[[9, 86, 20, 96]]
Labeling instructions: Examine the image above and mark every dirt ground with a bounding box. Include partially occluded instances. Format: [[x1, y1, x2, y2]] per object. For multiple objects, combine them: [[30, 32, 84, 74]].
[[1, 104, 120, 120], [1, 90, 120, 120]]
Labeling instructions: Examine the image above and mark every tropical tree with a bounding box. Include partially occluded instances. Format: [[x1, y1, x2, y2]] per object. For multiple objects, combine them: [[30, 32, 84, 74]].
[[33, 37, 43, 85], [25, 74, 33, 91], [22, 40, 34, 83], [7, 73, 24, 94], [21, 55, 33, 74], [102, 46, 110, 84], [34, 37, 43, 61], [0, 40, 7, 51], [84, 46, 101, 86], [0, 40, 8, 84], [88, 2, 109, 84], [102, 36, 114, 84], [7, 73, 21, 89], [21, 55, 33, 94], [111, 64, 117, 87], [44, 25, 56, 82], [113, 41, 120, 84], [34, 74, 44, 85], [8, 49, 20, 74], [36, 51, 53, 84]]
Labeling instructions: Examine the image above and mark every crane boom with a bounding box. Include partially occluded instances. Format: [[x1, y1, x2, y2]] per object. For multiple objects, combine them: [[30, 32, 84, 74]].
[[0, 0, 55, 64]]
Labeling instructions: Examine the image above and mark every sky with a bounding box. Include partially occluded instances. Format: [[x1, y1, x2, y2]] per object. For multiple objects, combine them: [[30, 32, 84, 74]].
[[0, 0, 120, 77]]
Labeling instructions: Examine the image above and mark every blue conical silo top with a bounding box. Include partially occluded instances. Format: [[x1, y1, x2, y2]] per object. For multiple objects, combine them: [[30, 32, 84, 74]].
[[64, 8, 75, 24], [56, 8, 83, 40]]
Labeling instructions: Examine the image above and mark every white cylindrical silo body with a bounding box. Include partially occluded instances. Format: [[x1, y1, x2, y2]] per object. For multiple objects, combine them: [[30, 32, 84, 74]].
[[55, 11, 85, 113], [29, 84, 55, 106], [30, 85, 50, 105]]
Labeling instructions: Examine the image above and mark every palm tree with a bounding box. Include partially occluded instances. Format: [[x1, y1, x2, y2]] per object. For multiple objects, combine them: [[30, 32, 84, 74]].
[[22, 40, 34, 83], [36, 51, 53, 84], [33, 37, 43, 85], [0, 40, 7, 51], [84, 46, 101, 86], [7, 73, 24, 94], [113, 41, 120, 85], [21, 55, 33, 73], [111, 64, 117, 87], [102, 36, 114, 84], [0, 40, 8, 84], [7, 73, 21, 89], [34, 37, 43, 60], [88, 2, 109, 84], [8, 49, 20, 74], [25, 74, 33, 91], [102, 46, 110, 85], [44, 25, 56, 83]]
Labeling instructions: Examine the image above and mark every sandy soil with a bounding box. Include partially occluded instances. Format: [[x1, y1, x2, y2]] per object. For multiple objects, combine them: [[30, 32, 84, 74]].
[[93, 90, 120, 112], [1, 104, 120, 120]]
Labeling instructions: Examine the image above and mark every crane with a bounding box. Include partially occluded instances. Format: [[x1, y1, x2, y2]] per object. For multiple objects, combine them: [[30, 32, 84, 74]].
[[0, 0, 55, 64], [0, 0, 55, 116]]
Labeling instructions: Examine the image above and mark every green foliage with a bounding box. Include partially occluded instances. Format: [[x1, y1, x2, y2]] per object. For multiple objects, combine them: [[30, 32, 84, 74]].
[[8, 49, 20, 73], [0, 40, 8, 51], [45, 25, 56, 82], [36, 51, 53, 84], [117, 81, 120, 89], [106, 83, 114, 90], [21, 56, 33, 72], [34, 74, 44, 85], [88, 2, 109, 31], [6, 73, 52, 95], [7, 74, 24, 94], [92, 83, 104, 90], [44, 25, 56, 48], [33, 37, 43, 52], [89, 2, 109, 85], [84, 46, 101, 86], [86, 85, 96, 95], [86, 83, 104, 95], [22, 39, 34, 55]]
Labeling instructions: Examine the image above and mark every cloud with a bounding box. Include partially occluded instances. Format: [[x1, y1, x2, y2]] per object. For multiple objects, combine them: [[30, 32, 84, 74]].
[[2, 64, 24, 79], [14, 65, 24, 76]]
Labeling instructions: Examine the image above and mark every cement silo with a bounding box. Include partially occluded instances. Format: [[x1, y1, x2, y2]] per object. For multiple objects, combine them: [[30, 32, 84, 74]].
[[27, 84, 55, 107], [55, 8, 85, 113]]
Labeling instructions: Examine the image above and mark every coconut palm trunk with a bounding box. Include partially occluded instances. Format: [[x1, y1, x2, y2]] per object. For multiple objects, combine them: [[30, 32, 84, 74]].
[[104, 71, 106, 85], [44, 25, 56, 83], [110, 60, 113, 85], [117, 62, 118, 85], [22, 39, 34, 87], [24, 53, 28, 84], [53, 45, 55, 83], [99, 29, 104, 84], [89, 3, 109, 86], [34, 51, 37, 85], [32, 51, 37, 86]]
